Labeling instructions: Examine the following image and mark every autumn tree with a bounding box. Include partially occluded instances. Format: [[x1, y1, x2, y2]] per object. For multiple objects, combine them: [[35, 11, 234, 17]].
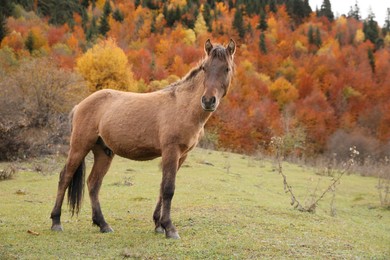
[[76, 39, 137, 92], [269, 77, 298, 108], [194, 12, 207, 36]]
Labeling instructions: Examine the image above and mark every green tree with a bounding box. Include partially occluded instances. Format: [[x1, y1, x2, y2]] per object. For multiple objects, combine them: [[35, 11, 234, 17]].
[[99, 13, 110, 36], [25, 31, 34, 53], [348, 0, 361, 20], [98, 0, 112, 36], [81, 0, 90, 8], [269, 0, 277, 13], [233, 7, 245, 39], [318, 0, 334, 21], [257, 11, 268, 31], [259, 32, 267, 54], [315, 27, 322, 47], [287, 0, 311, 24], [38, 0, 83, 26], [135, 0, 141, 9], [363, 11, 379, 45], [308, 25, 315, 45], [367, 48, 375, 73], [86, 15, 98, 41], [0, 13, 8, 43], [102, 0, 112, 16], [203, 3, 212, 32]]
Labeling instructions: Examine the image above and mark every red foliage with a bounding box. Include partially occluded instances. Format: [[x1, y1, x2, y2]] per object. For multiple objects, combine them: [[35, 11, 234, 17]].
[[1, 2, 390, 155]]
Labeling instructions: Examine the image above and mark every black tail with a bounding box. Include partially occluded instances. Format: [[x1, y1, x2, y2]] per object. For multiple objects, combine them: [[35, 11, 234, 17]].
[[67, 159, 86, 216]]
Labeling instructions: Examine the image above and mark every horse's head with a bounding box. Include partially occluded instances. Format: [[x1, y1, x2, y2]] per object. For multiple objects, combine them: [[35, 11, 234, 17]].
[[201, 39, 236, 112]]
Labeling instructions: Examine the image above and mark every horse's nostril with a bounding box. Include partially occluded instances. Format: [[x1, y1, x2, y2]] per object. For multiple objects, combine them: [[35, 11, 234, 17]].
[[201, 96, 217, 111]]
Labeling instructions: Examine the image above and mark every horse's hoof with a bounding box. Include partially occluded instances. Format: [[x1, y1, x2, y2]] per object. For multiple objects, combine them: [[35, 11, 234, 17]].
[[166, 230, 180, 239], [155, 225, 165, 234], [100, 225, 114, 233], [51, 224, 63, 231]]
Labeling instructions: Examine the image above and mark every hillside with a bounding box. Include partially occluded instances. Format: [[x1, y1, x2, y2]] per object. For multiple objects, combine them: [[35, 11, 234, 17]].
[[1, 0, 390, 159], [0, 149, 389, 258]]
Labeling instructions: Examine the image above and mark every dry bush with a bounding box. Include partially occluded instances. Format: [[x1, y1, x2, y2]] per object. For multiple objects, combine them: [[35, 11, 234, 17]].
[[0, 58, 87, 161], [327, 129, 380, 163], [0, 165, 17, 180]]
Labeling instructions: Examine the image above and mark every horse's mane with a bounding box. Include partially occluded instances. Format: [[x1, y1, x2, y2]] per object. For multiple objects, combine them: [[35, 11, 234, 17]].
[[160, 61, 204, 96], [161, 44, 230, 96]]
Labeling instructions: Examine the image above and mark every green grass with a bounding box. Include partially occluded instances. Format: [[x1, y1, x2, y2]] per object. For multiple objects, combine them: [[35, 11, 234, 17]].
[[0, 148, 389, 259]]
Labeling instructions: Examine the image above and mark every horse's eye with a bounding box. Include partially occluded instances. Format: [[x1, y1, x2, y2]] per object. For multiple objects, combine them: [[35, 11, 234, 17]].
[[202, 66, 206, 72], [226, 67, 230, 72]]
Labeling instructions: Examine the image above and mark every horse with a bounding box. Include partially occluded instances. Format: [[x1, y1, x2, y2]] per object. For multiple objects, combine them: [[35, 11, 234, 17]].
[[50, 39, 236, 239]]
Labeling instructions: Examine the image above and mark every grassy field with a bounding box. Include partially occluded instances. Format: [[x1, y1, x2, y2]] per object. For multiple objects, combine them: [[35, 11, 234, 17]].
[[0, 148, 389, 259]]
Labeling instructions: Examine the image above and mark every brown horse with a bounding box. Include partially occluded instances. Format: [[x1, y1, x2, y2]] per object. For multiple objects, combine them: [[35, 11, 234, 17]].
[[50, 39, 236, 239]]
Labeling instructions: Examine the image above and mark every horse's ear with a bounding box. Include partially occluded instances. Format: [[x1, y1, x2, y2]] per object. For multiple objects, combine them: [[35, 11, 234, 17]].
[[226, 39, 236, 56], [204, 39, 213, 56]]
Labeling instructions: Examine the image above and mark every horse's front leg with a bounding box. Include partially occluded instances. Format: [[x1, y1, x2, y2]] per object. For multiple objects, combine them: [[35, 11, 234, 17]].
[[153, 153, 187, 236], [155, 146, 182, 239]]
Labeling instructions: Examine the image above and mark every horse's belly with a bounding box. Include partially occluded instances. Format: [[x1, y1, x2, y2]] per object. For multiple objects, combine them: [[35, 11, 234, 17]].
[[116, 146, 162, 161]]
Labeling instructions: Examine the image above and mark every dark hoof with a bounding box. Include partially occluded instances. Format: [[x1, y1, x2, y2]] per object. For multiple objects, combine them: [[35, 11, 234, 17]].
[[51, 224, 63, 231], [166, 230, 180, 239], [100, 225, 114, 233], [155, 225, 164, 234]]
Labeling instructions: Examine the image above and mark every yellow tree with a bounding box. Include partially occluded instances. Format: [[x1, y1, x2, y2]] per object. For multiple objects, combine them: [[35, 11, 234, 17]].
[[194, 12, 207, 37], [269, 77, 298, 108], [76, 39, 137, 92]]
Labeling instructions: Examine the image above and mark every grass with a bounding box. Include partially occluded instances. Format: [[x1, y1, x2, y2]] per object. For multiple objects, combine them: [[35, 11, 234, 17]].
[[0, 148, 389, 259]]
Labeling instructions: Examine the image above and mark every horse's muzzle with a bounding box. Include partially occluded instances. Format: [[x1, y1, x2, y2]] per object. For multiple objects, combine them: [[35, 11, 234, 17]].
[[201, 96, 217, 112]]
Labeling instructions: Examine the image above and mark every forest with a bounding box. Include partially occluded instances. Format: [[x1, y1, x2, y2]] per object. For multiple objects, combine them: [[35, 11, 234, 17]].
[[1, 0, 390, 162]]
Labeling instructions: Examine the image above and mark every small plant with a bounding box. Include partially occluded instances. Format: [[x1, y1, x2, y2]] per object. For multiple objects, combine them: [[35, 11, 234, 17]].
[[270, 136, 356, 213], [376, 156, 390, 208], [0, 165, 17, 180]]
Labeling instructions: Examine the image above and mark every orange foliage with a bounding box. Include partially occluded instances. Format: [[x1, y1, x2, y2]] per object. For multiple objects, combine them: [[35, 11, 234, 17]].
[[1, 1, 390, 155]]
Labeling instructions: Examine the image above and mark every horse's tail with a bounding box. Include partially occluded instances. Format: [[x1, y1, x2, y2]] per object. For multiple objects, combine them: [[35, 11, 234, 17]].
[[66, 105, 85, 216], [67, 159, 86, 216]]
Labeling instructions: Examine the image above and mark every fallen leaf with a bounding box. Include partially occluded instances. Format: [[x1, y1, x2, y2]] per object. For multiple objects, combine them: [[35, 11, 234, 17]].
[[27, 230, 39, 236]]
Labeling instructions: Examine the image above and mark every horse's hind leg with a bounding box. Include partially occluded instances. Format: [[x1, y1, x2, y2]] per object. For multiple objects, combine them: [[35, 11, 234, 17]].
[[51, 149, 89, 231], [88, 144, 114, 233]]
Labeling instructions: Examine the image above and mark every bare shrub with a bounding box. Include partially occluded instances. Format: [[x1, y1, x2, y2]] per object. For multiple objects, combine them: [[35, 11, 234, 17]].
[[327, 129, 380, 163], [0, 58, 87, 161], [0, 165, 17, 180], [271, 136, 355, 213]]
